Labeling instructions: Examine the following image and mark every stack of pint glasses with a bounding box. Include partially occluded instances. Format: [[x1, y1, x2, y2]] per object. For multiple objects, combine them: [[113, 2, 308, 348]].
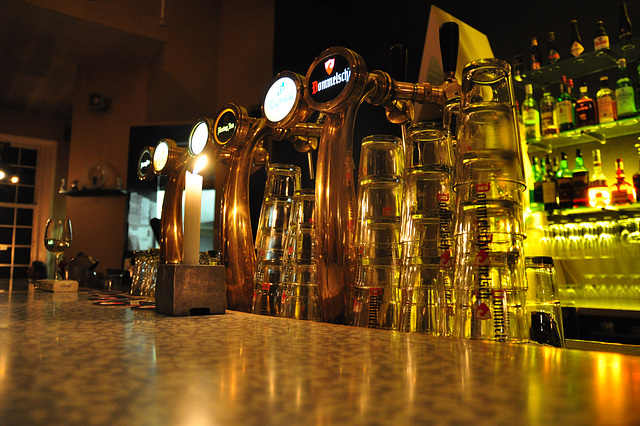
[[397, 122, 455, 335], [452, 58, 529, 343], [252, 164, 301, 316], [350, 135, 404, 328], [280, 189, 322, 321]]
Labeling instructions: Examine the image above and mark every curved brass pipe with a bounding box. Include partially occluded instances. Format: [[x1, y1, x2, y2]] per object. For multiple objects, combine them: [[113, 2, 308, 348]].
[[314, 108, 359, 323], [157, 146, 192, 265], [221, 120, 271, 312]]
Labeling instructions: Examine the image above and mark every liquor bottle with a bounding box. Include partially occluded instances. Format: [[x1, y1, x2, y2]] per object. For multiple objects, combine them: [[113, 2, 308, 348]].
[[589, 149, 610, 208], [610, 158, 636, 205], [633, 144, 640, 202], [522, 84, 541, 140], [556, 76, 575, 131], [597, 75, 617, 123], [532, 156, 544, 211], [572, 149, 590, 207], [547, 32, 560, 64], [570, 19, 585, 57], [530, 37, 542, 70], [543, 155, 558, 212], [575, 82, 598, 127], [594, 21, 610, 51], [557, 152, 574, 209], [513, 55, 525, 81], [539, 86, 558, 136], [620, 2, 633, 43], [616, 58, 639, 118]]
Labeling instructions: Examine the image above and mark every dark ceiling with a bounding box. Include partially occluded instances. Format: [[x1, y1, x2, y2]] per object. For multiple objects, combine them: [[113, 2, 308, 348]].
[[1, 1, 637, 125], [0, 1, 161, 121]]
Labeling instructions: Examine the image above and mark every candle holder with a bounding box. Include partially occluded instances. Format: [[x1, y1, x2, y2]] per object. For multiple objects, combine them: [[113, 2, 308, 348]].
[[155, 264, 226, 316]]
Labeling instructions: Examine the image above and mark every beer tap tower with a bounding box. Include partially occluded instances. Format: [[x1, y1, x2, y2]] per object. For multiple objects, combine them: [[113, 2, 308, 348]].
[[187, 71, 321, 312], [143, 138, 227, 316], [304, 22, 460, 323]]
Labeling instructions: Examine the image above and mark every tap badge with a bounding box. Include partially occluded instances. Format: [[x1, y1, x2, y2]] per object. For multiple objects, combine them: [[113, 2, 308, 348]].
[[215, 110, 237, 144], [308, 54, 351, 103], [324, 58, 335, 74]]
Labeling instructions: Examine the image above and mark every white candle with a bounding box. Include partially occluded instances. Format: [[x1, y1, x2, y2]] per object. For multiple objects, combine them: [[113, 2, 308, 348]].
[[183, 169, 203, 265]]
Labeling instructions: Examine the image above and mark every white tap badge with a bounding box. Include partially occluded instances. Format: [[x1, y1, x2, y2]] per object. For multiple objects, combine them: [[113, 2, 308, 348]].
[[264, 76, 298, 123]]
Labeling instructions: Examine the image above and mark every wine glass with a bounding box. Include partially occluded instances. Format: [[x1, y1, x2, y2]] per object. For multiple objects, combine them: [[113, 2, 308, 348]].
[[44, 219, 72, 280]]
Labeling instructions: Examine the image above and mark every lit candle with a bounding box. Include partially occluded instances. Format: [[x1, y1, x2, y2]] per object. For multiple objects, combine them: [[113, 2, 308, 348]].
[[183, 156, 207, 265]]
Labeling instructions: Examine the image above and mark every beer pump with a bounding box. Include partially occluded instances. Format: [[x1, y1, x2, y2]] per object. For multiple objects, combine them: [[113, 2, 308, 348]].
[[304, 22, 460, 323], [187, 71, 321, 312], [142, 138, 226, 316]]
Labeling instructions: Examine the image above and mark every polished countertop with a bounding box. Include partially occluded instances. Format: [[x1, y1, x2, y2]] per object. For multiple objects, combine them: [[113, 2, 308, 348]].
[[1, 288, 640, 425]]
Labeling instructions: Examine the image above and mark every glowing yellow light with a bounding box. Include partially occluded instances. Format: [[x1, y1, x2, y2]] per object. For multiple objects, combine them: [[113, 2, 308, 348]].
[[0, 171, 5, 180], [10, 176, 19, 184], [193, 155, 208, 175]]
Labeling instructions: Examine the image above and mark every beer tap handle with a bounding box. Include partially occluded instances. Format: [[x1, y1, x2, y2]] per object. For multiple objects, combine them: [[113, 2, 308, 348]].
[[382, 44, 413, 125], [389, 44, 408, 82], [439, 22, 459, 81]]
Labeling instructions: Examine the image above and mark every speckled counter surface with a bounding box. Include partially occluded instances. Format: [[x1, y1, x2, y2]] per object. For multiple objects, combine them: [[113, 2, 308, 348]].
[[1, 289, 640, 425]]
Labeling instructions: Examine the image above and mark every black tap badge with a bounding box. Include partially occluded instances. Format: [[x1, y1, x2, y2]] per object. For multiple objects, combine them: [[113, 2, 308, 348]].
[[308, 54, 352, 104], [215, 109, 237, 145]]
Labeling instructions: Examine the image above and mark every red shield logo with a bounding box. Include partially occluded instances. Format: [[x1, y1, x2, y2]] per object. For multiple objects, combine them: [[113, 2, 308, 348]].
[[474, 250, 491, 266], [439, 250, 452, 268], [324, 58, 335, 75], [475, 302, 491, 319]]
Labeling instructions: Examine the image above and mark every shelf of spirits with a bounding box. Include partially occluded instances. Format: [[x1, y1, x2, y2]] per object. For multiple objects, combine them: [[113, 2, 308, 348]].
[[515, 36, 640, 88], [526, 115, 640, 154]]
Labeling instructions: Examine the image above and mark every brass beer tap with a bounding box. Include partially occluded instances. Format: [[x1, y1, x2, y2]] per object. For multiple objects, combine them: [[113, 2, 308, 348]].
[[188, 71, 321, 312], [150, 138, 194, 264], [304, 22, 460, 323]]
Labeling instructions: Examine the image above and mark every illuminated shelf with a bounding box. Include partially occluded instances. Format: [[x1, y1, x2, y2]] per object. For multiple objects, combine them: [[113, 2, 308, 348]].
[[526, 116, 640, 154], [514, 36, 640, 88]]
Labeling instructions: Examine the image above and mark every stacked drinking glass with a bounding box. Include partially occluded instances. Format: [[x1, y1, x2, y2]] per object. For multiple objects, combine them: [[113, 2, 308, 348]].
[[452, 58, 529, 343], [350, 135, 404, 329], [396, 122, 455, 335], [252, 163, 301, 316], [280, 188, 322, 321]]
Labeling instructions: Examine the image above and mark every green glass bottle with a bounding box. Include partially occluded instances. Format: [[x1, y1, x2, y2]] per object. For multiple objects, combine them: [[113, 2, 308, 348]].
[[531, 156, 544, 211], [557, 152, 574, 209], [522, 84, 541, 140], [571, 149, 589, 207], [615, 58, 638, 119], [556, 75, 575, 131]]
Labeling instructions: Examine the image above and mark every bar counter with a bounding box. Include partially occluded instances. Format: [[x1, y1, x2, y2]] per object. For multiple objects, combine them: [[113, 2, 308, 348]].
[[1, 288, 640, 425]]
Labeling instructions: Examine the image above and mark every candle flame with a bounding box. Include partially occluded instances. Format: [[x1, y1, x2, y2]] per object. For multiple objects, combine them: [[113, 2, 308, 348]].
[[193, 155, 208, 175]]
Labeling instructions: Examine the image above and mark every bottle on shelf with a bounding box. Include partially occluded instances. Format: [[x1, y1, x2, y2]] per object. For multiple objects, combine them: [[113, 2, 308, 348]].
[[572, 148, 590, 207], [619, 2, 633, 43], [543, 155, 558, 212], [547, 32, 560, 64], [610, 158, 636, 205], [570, 19, 585, 57], [513, 55, 525, 81], [540, 85, 558, 135], [556, 75, 576, 131], [532, 156, 544, 211], [589, 148, 611, 208], [594, 20, 610, 52], [615, 58, 639, 118], [522, 84, 541, 140], [575, 81, 598, 127], [557, 152, 574, 209], [633, 144, 640, 201], [530, 37, 542, 70], [596, 75, 617, 124]]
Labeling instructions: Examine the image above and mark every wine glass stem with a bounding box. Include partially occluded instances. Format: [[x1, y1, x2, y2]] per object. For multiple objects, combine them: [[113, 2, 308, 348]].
[[54, 253, 61, 280]]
